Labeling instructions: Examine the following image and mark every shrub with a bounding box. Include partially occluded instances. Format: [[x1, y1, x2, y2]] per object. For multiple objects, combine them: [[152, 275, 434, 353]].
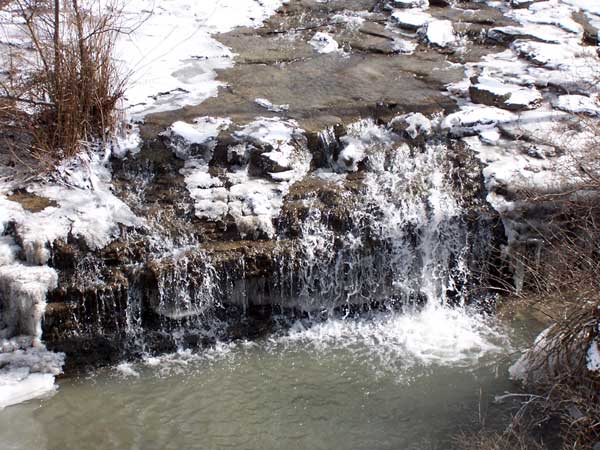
[[0, 0, 125, 168]]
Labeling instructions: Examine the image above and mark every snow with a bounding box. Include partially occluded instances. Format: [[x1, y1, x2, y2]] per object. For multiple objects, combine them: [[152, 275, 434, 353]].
[[425, 20, 456, 48], [255, 98, 289, 113], [309, 32, 341, 54], [553, 95, 600, 116], [171, 117, 310, 237], [488, 25, 562, 44], [235, 117, 298, 150], [331, 11, 368, 30], [442, 105, 515, 134], [393, 38, 418, 54], [512, 40, 575, 69], [391, 9, 432, 30], [587, 340, 600, 373], [113, 0, 289, 118]]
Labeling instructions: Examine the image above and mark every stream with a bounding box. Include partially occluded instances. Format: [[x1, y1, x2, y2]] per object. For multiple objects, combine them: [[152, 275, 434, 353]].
[[1, 304, 539, 450]]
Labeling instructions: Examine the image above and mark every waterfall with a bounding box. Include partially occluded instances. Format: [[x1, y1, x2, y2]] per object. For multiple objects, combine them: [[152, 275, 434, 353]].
[[0, 114, 500, 383], [280, 120, 482, 315]]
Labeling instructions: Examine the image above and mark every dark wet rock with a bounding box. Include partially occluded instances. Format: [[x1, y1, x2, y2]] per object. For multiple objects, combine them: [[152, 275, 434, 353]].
[[6, 191, 58, 213], [143, 50, 461, 137], [573, 11, 598, 46]]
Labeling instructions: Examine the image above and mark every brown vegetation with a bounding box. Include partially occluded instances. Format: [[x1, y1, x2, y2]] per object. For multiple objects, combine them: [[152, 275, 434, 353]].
[[0, 0, 125, 169], [459, 117, 600, 449]]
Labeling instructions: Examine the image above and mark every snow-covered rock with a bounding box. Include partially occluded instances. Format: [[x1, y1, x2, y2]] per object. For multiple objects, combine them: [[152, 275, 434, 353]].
[[389, 113, 433, 139], [337, 120, 393, 172], [392, 0, 429, 9], [442, 106, 515, 136], [488, 26, 560, 44], [469, 76, 542, 111], [309, 32, 341, 54], [391, 9, 431, 31], [424, 20, 456, 48], [165, 117, 232, 160], [553, 94, 600, 116], [255, 98, 290, 113]]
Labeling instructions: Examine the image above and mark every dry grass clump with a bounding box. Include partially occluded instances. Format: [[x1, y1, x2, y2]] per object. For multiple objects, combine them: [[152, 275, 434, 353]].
[[0, 0, 125, 169]]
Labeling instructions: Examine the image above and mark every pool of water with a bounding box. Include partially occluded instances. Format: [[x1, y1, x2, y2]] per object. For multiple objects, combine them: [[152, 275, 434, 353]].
[[0, 305, 535, 450]]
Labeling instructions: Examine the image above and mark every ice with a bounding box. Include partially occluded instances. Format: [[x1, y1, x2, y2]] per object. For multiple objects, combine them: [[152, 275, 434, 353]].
[[337, 120, 393, 172], [0, 264, 58, 343], [0, 343, 64, 409], [390, 113, 433, 139], [172, 117, 310, 237], [0, 373, 56, 409], [0, 133, 142, 411]]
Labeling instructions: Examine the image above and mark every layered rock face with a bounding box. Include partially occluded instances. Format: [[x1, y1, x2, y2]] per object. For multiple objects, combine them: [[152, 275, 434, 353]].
[[1, 0, 599, 370], [42, 115, 502, 365]]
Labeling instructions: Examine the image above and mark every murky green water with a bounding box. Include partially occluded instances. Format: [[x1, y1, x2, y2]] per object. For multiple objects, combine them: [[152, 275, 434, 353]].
[[0, 305, 536, 450]]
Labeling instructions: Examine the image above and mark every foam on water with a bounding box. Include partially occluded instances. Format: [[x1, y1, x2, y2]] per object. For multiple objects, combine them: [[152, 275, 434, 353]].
[[116, 304, 511, 383], [275, 305, 508, 368]]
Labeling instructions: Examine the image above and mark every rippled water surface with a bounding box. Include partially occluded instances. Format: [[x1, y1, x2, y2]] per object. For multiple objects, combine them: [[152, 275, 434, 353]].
[[1, 305, 533, 450]]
